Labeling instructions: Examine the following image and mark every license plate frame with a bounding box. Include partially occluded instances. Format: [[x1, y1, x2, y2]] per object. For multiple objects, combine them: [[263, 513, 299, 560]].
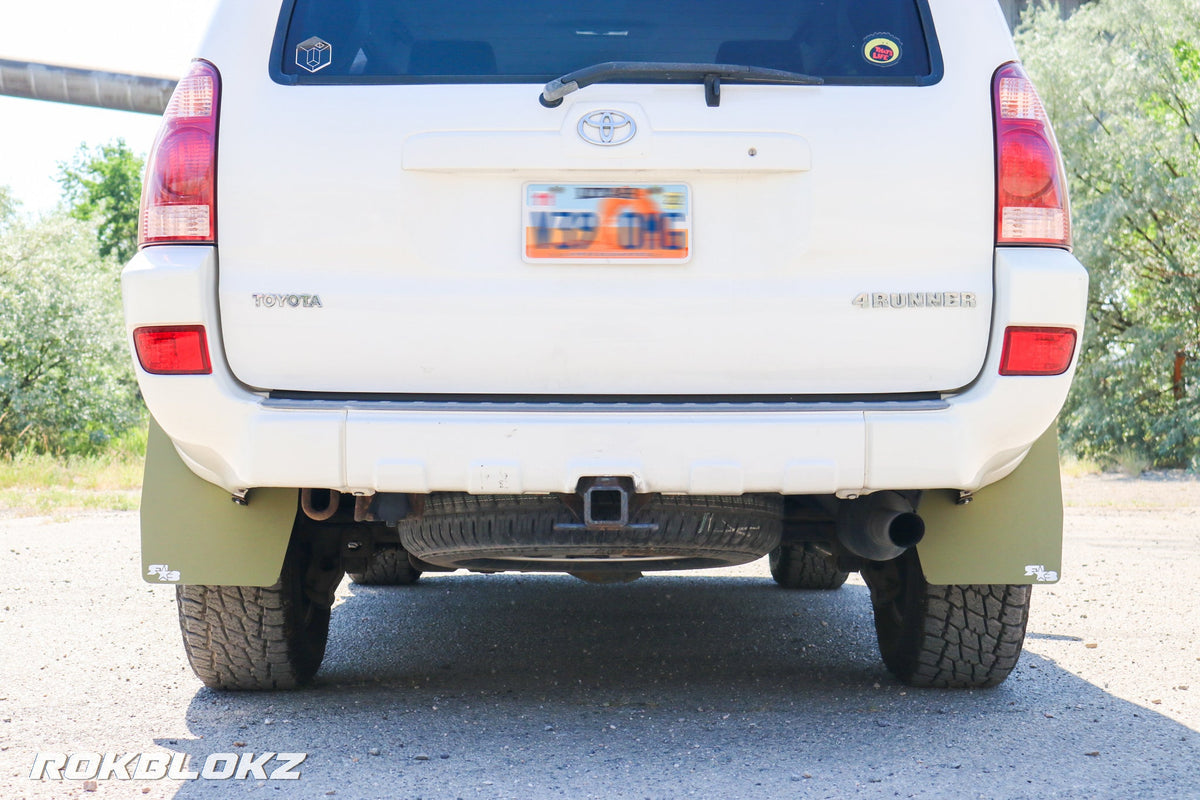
[[523, 183, 692, 263]]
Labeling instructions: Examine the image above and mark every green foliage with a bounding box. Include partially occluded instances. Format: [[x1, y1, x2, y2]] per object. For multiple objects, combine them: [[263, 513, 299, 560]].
[[0, 141, 148, 460], [57, 139, 144, 264], [0, 202, 143, 455], [1016, 0, 1200, 469], [0, 186, 18, 225]]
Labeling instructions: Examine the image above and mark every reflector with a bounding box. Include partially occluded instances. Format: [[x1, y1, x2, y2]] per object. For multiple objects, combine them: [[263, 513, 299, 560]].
[[133, 326, 212, 375], [999, 327, 1077, 376]]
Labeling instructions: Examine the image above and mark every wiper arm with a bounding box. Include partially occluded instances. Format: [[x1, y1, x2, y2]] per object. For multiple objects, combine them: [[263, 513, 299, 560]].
[[539, 61, 823, 108]]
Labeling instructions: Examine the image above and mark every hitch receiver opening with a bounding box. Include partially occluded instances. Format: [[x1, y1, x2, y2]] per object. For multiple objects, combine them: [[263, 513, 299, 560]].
[[555, 477, 660, 533]]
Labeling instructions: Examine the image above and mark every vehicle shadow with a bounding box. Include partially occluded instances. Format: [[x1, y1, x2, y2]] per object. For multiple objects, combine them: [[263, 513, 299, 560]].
[[163, 572, 1200, 799]]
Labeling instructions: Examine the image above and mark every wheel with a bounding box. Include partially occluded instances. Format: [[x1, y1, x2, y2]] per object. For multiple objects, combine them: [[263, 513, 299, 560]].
[[348, 547, 422, 586], [176, 536, 334, 690], [768, 542, 848, 590], [863, 549, 1031, 688], [397, 493, 782, 573]]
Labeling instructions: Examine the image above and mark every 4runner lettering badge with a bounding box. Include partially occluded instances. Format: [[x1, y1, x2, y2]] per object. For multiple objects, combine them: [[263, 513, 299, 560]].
[[852, 292, 978, 309]]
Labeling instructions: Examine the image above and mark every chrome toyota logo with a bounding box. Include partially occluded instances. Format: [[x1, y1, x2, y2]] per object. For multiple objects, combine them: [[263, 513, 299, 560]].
[[577, 111, 637, 146]]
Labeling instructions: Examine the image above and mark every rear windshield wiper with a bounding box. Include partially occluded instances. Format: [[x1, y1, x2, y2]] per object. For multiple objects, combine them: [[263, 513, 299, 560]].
[[540, 61, 823, 108]]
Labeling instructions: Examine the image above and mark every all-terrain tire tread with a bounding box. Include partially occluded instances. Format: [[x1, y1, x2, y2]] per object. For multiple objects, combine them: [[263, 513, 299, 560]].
[[177, 584, 307, 690], [769, 543, 849, 590], [890, 581, 1031, 689], [348, 548, 422, 586]]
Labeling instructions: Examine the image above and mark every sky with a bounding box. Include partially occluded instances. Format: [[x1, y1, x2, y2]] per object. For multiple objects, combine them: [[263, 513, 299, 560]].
[[0, 0, 218, 213]]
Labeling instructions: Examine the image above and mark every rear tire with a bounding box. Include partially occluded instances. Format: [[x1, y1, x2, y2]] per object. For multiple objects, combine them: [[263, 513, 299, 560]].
[[176, 536, 333, 690], [864, 549, 1031, 688], [768, 543, 848, 590], [348, 547, 422, 586]]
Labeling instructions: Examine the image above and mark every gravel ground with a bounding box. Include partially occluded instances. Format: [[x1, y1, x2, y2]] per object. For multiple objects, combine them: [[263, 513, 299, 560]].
[[0, 474, 1197, 799]]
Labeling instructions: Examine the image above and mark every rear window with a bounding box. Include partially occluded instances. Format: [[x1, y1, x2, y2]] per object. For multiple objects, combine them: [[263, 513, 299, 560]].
[[273, 0, 940, 86]]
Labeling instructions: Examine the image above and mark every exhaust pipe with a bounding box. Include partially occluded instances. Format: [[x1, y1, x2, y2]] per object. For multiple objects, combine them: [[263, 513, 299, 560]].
[[837, 492, 925, 562], [300, 488, 341, 521]]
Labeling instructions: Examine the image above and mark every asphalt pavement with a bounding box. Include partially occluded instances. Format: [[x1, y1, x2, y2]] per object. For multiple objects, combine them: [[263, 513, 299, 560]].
[[1, 475, 1198, 799]]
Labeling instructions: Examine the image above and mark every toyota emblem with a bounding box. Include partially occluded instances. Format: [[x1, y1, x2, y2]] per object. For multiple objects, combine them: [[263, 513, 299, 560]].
[[577, 111, 637, 146]]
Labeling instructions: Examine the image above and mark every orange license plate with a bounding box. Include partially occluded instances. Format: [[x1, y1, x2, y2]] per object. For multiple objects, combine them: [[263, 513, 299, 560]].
[[524, 183, 691, 262]]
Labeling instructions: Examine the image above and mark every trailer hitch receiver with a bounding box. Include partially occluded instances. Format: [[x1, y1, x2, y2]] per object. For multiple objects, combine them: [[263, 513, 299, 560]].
[[554, 477, 660, 533]]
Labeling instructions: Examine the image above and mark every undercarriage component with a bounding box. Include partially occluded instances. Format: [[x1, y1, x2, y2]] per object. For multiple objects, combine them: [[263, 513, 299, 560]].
[[836, 491, 925, 562], [300, 488, 340, 521], [768, 542, 848, 590], [569, 571, 644, 584], [347, 545, 423, 586], [553, 477, 660, 534], [396, 492, 783, 573]]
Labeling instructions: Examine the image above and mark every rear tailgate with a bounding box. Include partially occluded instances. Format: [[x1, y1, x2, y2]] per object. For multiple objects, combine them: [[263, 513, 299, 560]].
[[212, 0, 999, 397]]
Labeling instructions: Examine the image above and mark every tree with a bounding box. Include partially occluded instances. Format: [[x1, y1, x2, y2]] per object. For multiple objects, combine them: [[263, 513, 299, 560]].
[[1016, 0, 1200, 469], [0, 186, 17, 227], [0, 203, 141, 454], [57, 139, 144, 264]]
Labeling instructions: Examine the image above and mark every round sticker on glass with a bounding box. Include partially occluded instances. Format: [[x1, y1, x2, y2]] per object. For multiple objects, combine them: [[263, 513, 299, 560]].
[[863, 34, 902, 67]]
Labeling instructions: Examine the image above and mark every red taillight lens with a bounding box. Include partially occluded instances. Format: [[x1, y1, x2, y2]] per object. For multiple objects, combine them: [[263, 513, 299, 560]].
[[133, 326, 212, 375], [139, 60, 220, 247], [159, 128, 214, 198], [999, 327, 1077, 376], [993, 63, 1071, 248]]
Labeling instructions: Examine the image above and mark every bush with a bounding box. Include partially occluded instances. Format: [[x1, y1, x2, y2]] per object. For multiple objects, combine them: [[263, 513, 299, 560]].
[[1017, 0, 1200, 469], [0, 195, 143, 455]]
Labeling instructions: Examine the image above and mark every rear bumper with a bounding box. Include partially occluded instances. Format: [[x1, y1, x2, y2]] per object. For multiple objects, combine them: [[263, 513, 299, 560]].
[[122, 246, 1087, 496]]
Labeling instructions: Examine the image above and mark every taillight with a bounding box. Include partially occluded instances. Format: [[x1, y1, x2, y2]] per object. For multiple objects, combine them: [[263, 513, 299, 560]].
[[133, 326, 212, 375], [139, 60, 220, 247], [993, 62, 1071, 248], [999, 327, 1077, 376]]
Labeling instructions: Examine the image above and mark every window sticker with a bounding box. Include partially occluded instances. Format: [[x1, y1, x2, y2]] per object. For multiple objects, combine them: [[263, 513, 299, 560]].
[[863, 34, 902, 67], [296, 36, 333, 74]]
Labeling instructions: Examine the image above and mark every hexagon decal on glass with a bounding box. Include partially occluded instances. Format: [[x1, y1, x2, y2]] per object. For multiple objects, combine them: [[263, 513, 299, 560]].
[[296, 37, 333, 74]]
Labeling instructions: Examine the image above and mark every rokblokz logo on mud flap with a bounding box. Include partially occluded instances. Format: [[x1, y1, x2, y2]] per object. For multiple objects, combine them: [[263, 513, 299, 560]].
[[29, 752, 306, 781]]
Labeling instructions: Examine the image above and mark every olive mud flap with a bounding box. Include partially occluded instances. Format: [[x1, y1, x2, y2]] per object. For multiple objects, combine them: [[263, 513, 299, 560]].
[[916, 424, 1062, 585], [140, 417, 297, 586]]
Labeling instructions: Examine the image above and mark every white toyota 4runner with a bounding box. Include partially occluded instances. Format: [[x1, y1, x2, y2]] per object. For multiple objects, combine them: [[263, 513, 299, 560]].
[[123, 0, 1088, 690]]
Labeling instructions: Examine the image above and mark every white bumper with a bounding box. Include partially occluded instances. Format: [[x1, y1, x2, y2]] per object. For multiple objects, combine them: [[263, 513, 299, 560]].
[[122, 247, 1088, 496]]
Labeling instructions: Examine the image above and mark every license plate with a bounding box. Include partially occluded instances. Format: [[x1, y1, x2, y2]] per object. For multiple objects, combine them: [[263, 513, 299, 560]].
[[523, 183, 691, 263]]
